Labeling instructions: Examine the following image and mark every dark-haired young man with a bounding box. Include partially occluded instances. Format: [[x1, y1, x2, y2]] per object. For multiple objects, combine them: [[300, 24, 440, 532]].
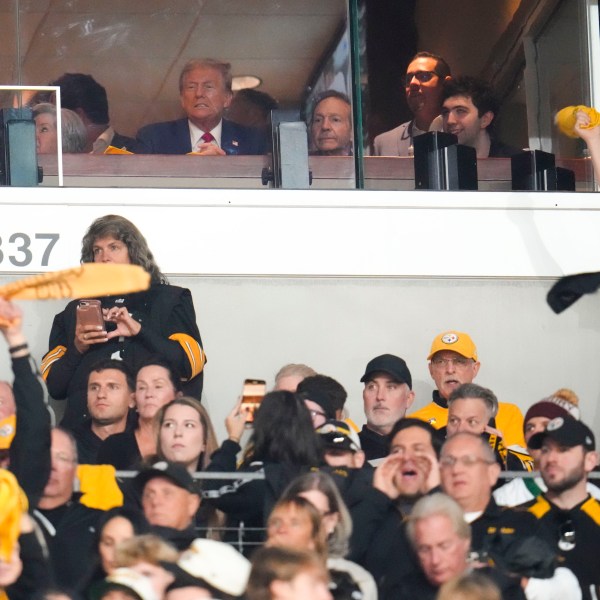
[[50, 72, 137, 153], [441, 75, 520, 158], [72, 359, 135, 463], [374, 51, 452, 156], [528, 418, 600, 600], [350, 418, 443, 588]]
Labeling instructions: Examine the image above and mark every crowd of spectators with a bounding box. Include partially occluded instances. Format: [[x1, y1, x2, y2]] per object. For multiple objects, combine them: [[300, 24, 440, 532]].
[[0, 212, 598, 600]]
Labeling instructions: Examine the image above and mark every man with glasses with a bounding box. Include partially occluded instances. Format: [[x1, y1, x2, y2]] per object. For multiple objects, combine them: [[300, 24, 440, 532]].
[[446, 383, 533, 471], [359, 354, 415, 461], [34, 427, 104, 591], [527, 417, 600, 599], [440, 432, 579, 599], [297, 374, 347, 429], [409, 330, 525, 448], [373, 51, 451, 157]]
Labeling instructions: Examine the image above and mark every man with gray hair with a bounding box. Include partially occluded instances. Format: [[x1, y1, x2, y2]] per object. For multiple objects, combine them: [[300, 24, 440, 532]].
[[136, 58, 266, 155], [385, 492, 527, 599], [439, 432, 580, 600], [34, 427, 104, 591], [273, 363, 316, 392], [446, 383, 533, 471]]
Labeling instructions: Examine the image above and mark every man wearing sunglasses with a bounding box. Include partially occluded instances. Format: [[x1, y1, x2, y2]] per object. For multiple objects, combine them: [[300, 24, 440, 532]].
[[374, 51, 451, 157], [528, 418, 600, 600]]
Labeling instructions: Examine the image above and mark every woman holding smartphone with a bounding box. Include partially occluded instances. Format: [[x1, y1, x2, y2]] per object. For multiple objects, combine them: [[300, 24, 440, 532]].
[[202, 390, 321, 552], [41, 214, 206, 430]]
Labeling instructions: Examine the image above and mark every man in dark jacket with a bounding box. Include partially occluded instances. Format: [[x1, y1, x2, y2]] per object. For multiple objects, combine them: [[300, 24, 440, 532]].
[[440, 432, 579, 598], [358, 354, 415, 461], [33, 427, 104, 592]]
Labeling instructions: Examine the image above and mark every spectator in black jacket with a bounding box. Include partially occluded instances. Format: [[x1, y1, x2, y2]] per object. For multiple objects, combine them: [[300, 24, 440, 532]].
[[440, 432, 579, 599], [33, 427, 104, 592], [358, 354, 415, 462]]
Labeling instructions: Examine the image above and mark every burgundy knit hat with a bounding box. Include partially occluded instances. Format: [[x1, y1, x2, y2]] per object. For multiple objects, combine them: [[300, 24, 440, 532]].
[[524, 391, 580, 433]]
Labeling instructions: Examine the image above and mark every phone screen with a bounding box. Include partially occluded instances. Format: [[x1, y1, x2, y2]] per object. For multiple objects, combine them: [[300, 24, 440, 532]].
[[241, 379, 266, 423]]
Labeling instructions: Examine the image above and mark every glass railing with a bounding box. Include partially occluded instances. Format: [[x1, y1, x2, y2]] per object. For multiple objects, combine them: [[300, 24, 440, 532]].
[[1, 0, 597, 191]]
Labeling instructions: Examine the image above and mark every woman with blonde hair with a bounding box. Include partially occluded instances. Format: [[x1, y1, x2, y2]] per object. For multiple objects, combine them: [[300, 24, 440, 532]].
[[265, 495, 368, 600], [33, 102, 86, 153], [156, 397, 219, 473], [247, 546, 331, 600], [279, 472, 377, 600], [113, 534, 178, 598], [436, 571, 501, 600]]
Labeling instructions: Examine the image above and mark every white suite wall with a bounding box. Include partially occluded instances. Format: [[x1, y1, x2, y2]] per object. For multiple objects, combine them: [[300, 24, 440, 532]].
[[7, 275, 599, 443], [0, 187, 599, 443]]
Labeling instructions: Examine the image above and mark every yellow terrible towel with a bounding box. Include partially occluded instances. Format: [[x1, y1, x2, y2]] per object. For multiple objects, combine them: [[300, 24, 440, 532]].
[[0, 470, 28, 561], [555, 105, 600, 138], [0, 263, 150, 327], [77, 464, 124, 511]]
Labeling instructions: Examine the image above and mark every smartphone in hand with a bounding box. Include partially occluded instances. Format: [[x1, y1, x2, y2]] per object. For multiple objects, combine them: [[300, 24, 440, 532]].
[[241, 379, 266, 424], [76, 299, 106, 333]]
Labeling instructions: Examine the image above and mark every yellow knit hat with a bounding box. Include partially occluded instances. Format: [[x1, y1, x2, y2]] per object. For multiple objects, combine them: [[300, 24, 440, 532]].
[[555, 105, 600, 138]]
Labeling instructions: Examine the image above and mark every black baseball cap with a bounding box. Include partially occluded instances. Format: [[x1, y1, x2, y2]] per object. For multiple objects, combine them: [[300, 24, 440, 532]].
[[317, 419, 361, 453], [134, 461, 198, 495], [360, 354, 412, 389], [528, 417, 595, 451]]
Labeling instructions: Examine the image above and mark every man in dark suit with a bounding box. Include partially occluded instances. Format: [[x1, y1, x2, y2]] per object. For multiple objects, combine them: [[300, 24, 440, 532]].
[[136, 58, 266, 155]]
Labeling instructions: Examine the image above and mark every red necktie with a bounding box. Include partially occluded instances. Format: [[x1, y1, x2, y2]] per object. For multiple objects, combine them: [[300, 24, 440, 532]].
[[201, 132, 215, 143]]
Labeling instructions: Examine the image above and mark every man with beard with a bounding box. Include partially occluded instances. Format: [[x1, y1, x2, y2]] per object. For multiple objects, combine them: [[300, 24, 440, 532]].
[[359, 354, 415, 461], [409, 330, 525, 448], [374, 51, 452, 157], [72, 359, 135, 464], [440, 432, 580, 599], [527, 417, 600, 600], [349, 418, 443, 591]]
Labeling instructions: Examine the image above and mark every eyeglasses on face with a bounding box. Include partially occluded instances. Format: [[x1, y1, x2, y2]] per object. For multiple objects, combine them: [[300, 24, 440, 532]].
[[431, 356, 472, 368], [404, 70, 439, 86], [439, 454, 495, 468]]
